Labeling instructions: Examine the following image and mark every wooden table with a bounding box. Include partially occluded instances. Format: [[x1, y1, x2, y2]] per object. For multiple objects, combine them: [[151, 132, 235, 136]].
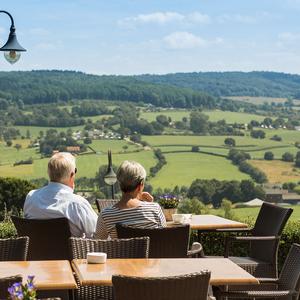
[[0, 260, 77, 290], [188, 215, 247, 230], [168, 214, 248, 242], [72, 258, 259, 287]]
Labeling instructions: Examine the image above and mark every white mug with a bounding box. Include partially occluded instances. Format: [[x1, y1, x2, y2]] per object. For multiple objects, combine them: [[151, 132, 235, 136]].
[[87, 252, 107, 264], [172, 214, 185, 224]]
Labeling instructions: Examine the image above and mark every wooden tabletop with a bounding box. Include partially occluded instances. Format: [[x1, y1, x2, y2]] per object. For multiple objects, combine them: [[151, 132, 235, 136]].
[[169, 215, 248, 230], [72, 258, 259, 287], [0, 260, 77, 290]]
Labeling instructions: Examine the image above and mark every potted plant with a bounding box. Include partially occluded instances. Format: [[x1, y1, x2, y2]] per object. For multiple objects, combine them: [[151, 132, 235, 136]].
[[158, 194, 179, 221], [8, 275, 37, 300]]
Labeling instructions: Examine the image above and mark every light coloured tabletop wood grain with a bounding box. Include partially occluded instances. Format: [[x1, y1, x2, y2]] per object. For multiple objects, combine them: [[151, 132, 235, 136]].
[[168, 215, 248, 230], [72, 258, 258, 287], [0, 260, 77, 290]]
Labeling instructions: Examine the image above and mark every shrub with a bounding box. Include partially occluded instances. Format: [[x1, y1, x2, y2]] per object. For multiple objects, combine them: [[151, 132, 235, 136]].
[[191, 146, 199, 152], [282, 152, 294, 162], [264, 151, 274, 160], [224, 137, 236, 147], [0, 178, 36, 220]]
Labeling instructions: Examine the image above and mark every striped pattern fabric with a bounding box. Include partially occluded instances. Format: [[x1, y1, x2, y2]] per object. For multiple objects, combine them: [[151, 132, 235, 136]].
[[94, 201, 166, 239]]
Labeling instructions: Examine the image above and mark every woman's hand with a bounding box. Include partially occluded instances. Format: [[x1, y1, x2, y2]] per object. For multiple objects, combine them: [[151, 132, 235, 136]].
[[139, 192, 154, 202]]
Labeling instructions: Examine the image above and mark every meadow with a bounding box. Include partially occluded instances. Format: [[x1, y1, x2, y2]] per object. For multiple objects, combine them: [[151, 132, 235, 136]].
[[1, 108, 300, 189], [211, 205, 300, 221], [140, 109, 269, 123]]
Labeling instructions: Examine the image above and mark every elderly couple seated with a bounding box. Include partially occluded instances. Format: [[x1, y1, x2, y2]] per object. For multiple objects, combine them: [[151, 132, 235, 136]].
[[24, 152, 166, 239]]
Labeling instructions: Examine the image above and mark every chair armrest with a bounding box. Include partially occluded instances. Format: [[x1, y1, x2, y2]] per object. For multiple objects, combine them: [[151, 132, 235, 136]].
[[187, 242, 205, 258], [215, 228, 252, 233], [234, 235, 279, 241], [224, 236, 279, 257], [258, 278, 279, 284]]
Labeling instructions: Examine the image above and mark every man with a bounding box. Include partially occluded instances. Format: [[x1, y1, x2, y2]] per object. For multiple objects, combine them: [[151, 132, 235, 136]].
[[24, 152, 97, 237]]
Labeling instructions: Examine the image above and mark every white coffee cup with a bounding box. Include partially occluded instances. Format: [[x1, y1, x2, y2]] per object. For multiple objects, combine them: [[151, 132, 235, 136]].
[[87, 252, 107, 264], [172, 214, 185, 224]]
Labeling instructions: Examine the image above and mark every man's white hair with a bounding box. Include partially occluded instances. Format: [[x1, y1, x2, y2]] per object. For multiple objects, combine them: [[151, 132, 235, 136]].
[[48, 152, 76, 183]]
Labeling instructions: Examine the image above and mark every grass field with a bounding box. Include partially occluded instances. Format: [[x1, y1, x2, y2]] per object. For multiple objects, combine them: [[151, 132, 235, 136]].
[[0, 149, 156, 180], [141, 110, 269, 123], [250, 160, 300, 183], [223, 96, 288, 105], [149, 152, 249, 189], [211, 205, 300, 221]]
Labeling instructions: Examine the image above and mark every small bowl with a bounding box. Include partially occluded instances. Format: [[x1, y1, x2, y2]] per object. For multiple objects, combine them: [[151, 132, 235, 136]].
[[87, 252, 107, 264]]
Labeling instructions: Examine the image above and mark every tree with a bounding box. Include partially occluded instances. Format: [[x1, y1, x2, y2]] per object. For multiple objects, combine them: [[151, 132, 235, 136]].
[[14, 144, 22, 151], [6, 140, 12, 147], [221, 199, 235, 220], [191, 146, 200, 152], [270, 135, 282, 142], [282, 152, 294, 162], [178, 198, 209, 215], [264, 151, 274, 160], [295, 151, 300, 167], [83, 137, 92, 144], [156, 115, 169, 126], [26, 130, 31, 139], [189, 111, 209, 134], [224, 137, 236, 147], [250, 130, 265, 139]]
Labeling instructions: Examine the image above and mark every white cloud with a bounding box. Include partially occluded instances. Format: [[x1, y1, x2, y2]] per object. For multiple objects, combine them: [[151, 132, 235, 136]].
[[164, 31, 207, 49], [118, 11, 210, 27], [217, 14, 257, 24], [163, 31, 224, 49], [278, 32, 300, 41]]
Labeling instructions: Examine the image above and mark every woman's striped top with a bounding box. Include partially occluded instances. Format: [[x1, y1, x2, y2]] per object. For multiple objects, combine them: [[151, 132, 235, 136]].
[[94, 201, 166, 239]]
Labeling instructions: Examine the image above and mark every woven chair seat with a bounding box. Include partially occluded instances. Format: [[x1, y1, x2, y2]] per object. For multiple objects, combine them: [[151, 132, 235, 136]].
[[229, 256, 275, 278]]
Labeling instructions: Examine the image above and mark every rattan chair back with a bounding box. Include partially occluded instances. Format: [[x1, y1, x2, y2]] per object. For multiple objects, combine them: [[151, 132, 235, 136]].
[[11, 216, 71, 260], [112, 271, 211, 300], [116, 223, 190, 258], [0, 237, 29, 261], [69, 237, 150, 300], [278, 243, 300, 293], [95, 199, 119, 213], [0, 275, 22, 300], [250, 202, 293, 263]]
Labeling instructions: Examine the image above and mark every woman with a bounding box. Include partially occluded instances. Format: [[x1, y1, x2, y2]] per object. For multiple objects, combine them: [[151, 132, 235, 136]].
[[94, 160, 166, 239]]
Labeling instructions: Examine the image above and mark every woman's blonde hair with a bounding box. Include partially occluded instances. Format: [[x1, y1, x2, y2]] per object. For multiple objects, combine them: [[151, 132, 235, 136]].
[[117, 160, 146, 193]]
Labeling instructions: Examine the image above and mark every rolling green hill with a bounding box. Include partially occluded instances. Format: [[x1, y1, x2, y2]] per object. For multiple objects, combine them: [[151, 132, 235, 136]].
[[136, 71, 300, 98]]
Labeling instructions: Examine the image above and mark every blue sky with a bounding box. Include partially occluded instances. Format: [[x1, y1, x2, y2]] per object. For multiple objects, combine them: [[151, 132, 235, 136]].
[[0, 0, 300, 75]]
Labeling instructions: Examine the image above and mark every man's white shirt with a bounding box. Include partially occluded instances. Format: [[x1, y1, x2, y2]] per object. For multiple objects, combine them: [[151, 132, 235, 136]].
[[24, 182, 97, 237]]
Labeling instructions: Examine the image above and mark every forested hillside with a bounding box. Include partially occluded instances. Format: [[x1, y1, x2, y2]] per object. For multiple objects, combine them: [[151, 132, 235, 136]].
[[0, 70, 216, 108], [136, 71, 300, 98]]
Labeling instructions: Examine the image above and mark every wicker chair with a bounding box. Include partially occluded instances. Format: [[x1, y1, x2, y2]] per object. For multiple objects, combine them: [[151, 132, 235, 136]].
[[116, 223, 202, 258], [95, 199, 119, 213], [112, 271, 211, 300], [214, 243, 300, 300], [11, 216, 71, 260], [0, 275, 22, 299], [222, 202, 293, 277], [0, 237, 29, 261], [69, 236, 150, 300]]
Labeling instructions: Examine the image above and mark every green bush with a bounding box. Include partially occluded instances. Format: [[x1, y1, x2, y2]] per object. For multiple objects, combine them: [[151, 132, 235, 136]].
[[0, 177, 36, 220], [0, 219, 17, 238]]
